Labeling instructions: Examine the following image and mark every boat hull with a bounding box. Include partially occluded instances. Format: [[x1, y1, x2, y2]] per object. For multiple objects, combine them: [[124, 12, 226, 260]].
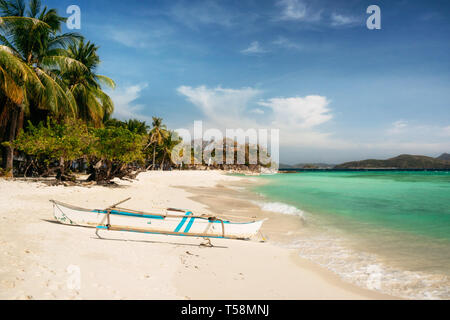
[[52, 201, 264, 240]]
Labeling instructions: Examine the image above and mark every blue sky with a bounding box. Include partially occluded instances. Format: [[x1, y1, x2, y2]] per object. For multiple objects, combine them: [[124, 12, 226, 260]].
[[47, 0, 449, 163]]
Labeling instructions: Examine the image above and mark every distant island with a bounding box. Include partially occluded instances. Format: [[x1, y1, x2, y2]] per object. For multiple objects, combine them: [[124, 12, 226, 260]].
[[279, 163, 335, 170], [437, 153, 450, 161], [334, 154, 450, 170], [280, 154, 450, 170]]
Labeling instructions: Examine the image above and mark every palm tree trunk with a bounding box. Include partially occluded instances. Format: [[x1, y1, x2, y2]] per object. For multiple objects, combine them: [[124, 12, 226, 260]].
[[106, 160, 112, 180], [152, 147, 156, 171], [4, 105, 20, 176], [56, 156, 65, 180], [160, 153, 166, 171]]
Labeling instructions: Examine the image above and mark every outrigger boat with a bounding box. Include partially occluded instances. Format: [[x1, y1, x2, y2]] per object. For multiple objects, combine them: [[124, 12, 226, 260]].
[[50, 198, 266, 241]]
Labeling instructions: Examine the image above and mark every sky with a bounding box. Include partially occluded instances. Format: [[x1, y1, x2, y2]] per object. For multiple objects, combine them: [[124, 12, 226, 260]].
[[45, 0, 450, 164]]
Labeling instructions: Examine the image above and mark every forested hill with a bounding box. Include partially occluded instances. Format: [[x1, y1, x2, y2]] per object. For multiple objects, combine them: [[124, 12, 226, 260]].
[[437, 153, 450, 161], [335, 154, 450, 169]]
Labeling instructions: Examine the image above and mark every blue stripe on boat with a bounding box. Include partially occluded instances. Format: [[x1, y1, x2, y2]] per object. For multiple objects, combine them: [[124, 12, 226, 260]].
[[174, 211, 192, 232], [93, 209, 252, 225], [94, 210, 165, 220], [184, 217, 196, 233]]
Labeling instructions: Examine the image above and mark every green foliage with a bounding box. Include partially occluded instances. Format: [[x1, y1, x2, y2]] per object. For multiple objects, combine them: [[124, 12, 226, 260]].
[[0, 1, 191, 178], [10, 119, 147, 166], [61, 39, 115, 126], [0, 0, 81, 120], [91, 126, 146, 165], [105, 118, 149, 135], [0, 0, 116, 175], [125, 119, 149, 135], [0, 167, 11, 177], [11, 118, 93, 164], [104, 118, 127, 129]]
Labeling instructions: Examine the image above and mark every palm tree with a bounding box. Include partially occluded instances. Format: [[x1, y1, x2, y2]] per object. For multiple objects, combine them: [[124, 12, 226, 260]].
[[125, 119, 149, 135], [0, 0, 81, 173], [104, 118, 149, 135], [147, 117, 167, 170], [59, 39, 115, 127], [104, 118, 126, 129], [159, 131, 181, 170]]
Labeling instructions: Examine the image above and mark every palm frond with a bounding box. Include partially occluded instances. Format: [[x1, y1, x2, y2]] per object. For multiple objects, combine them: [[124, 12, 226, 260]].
[[26, 0, 41, 18], [48, 32, 82, 50], [0, 33, 19, 55], [0, 64, 23, 104], [93, 87, 114, 116], [0, 15, 50, 28], [0, 0, 25, 17], [35, 67, 77, 117], [95, 75, 116, 89], [41, 55, 89, 73]]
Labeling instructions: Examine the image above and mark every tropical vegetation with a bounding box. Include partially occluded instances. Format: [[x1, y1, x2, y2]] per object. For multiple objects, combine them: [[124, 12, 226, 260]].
[[0, 0, 183, 182], [0, 0, 271, 182]]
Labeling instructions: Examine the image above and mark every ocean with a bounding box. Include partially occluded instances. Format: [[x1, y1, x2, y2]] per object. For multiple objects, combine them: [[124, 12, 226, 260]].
[[251, 171, 450, 299]]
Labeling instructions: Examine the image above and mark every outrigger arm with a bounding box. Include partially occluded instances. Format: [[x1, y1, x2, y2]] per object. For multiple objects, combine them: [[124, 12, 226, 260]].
[[95, 197, 132, 238]]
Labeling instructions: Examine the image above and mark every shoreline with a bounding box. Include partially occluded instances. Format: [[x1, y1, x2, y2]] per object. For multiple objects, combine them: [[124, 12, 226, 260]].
[[177, 173, 395, 300], [0, 171, 394, 300]]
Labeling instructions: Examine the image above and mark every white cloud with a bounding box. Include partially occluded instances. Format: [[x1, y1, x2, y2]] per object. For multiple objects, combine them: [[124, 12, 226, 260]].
[[109, 84, 151, 121], [241, 41, 267, 55], [250, 108, 265, 115], [103, 23, 173, 49], [273, 36, 303, 51], [387, 120, 408, 134], [177, 85, 340, 148], [330, 13, 359, 27], [276, 0, 322, 22], [385, 121, 450, 153], [442, 126, 450, 136], [259, 96, 332, 129], [275, 1, 360, 28], [177, 85, 261, 126], [176, 85, 450, 156], [272, 36, 335, 53], [108, 30, 147, 48], [169, 1, 236, 29], [258, 96, 337, 147]]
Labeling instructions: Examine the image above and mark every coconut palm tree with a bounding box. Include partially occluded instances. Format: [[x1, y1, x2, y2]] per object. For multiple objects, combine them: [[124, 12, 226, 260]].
[[125, 119, 149, 135], [104, 118, 149, 135], [0, 0, 82, 173], [59, 39, 115, 127], [147, 117, 167, 170], [159, 131, 181, 170]]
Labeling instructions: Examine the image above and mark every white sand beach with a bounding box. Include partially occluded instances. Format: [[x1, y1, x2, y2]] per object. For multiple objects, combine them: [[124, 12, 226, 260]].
[[0, 171, 394, 300]]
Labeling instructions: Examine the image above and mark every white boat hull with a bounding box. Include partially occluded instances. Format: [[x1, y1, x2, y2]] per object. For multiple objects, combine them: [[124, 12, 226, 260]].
[[51, 201, 265, 240]]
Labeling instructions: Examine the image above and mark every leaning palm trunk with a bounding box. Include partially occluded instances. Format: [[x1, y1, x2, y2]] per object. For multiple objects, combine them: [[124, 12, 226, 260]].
[[56, 157, 65, 180], [3, 103, 21, 176], [160, 153, 166, 171]]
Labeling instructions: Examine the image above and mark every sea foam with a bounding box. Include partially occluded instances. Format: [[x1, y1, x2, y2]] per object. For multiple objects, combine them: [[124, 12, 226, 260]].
[[253, 201, 305, 218]]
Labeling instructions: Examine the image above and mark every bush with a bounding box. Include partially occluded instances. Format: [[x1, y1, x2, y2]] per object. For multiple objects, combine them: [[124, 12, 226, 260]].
[[87, 126, 146, 182], [11, 119, 93, 179]]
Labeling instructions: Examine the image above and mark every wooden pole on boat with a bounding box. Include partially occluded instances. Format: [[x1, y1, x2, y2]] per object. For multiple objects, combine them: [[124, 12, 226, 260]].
[[91, 224, 245, 240], [104, 198, 131, 230], [106, 209, 111, 230], [107, 197, 132, 209], [220, 219, 225, 238]]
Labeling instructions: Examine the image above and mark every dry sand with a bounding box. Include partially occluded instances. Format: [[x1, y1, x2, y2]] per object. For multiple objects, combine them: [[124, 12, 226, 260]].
[[0, 171, 394, 300]]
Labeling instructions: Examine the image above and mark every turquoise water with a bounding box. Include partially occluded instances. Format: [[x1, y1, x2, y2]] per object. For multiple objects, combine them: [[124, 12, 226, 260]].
[[252, 171, 450, 299]]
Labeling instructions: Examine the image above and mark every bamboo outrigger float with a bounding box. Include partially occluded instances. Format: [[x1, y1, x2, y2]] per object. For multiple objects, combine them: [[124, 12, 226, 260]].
[[50, 198, 266, 241]]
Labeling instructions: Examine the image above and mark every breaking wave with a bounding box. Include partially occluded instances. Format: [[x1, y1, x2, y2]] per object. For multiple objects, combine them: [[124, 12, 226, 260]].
[[253, 201, 305, 218]]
